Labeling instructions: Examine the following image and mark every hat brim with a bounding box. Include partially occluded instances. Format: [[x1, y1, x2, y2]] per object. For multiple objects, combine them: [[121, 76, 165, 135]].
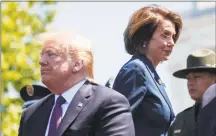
[[173, 67, 216, 79], [20, 85, 51, 101]]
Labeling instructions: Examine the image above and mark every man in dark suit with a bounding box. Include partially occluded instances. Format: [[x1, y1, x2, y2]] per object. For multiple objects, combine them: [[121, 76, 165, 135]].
[[20, 84, 51, 108], [18, 32, 135, 136], [198, 97, 216, 136], [198, 81, 216, 136]]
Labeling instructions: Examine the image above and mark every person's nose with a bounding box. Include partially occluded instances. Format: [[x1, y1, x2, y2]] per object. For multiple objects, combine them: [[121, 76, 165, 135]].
[[167, 38, 175, 48], [187, 78, 195, 88], [39, 54, 47, 66]]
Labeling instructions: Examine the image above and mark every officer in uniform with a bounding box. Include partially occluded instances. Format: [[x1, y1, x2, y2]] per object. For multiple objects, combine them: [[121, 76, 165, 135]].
[[168, 49, 216, 136], [198, 84, 216, 136], [20, 84, 51, 108]]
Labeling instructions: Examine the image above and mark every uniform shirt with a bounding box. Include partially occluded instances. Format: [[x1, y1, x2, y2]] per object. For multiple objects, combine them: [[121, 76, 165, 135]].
[[202, 83, 216, 108], [168, 105, 197, 136]]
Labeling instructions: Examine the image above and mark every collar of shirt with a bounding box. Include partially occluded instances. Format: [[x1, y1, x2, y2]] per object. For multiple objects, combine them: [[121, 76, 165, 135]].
[[202, 83, 216, 108], [54, 79, 87, 105], [44, 80, 87, 136]]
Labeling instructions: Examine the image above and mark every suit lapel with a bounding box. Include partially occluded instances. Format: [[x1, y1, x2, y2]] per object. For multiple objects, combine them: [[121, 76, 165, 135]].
[[24, 94, 54, 122], [156, 81, 173, 113], [26, 94, 55, 136], [140, 55, 174, 115], [157, 80, 175, 119], [57, 81, 92, 136]]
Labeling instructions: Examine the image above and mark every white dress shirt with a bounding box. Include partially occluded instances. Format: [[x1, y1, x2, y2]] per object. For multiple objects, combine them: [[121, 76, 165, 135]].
[[202, 83, 216, 108], [45, 79, 86, 136]]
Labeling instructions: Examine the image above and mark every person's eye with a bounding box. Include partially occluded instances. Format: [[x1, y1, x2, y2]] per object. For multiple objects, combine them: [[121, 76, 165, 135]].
[[186, 76, 191, 80], [162, 32, 171, 38], [194, 76, 201, 79], [48, 53, 57, 58]]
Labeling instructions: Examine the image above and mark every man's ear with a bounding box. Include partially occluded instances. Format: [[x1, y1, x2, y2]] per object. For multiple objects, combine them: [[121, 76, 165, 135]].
[[72, 67, 79, 72], [72, 60, 83, 72]]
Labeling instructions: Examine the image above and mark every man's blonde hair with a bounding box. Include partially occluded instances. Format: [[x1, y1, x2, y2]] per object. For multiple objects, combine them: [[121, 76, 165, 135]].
[[37, 32, 94, 79]]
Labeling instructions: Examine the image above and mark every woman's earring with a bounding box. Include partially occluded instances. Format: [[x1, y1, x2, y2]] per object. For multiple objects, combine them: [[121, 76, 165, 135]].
[[143, 44, 146, 48]]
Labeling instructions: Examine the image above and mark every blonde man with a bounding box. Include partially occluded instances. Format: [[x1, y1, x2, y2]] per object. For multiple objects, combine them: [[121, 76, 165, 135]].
[[18, 32, 135, 136]]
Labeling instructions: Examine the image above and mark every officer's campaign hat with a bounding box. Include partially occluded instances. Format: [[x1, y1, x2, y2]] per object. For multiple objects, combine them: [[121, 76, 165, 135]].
[[173, 49, 216, 79], [20, 85, 51, 108]]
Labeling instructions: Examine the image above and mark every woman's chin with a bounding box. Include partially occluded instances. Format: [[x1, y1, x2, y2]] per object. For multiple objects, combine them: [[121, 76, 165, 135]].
[[163, 56, 169, 61]]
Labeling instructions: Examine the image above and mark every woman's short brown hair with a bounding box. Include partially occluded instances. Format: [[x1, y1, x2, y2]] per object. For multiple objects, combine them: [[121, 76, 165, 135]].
[[124, 4, 183, 55]]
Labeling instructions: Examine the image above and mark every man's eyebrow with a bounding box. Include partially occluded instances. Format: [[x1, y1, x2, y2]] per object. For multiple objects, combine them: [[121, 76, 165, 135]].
[[40, 48, 54, 55]]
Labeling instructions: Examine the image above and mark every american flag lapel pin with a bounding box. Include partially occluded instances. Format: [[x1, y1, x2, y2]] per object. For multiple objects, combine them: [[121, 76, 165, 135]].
[[158, 79, 163, 85], [78, 102, 83, 108]]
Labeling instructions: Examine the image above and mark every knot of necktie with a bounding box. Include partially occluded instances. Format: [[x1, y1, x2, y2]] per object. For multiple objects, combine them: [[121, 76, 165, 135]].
[[56, 95, 66, 106]]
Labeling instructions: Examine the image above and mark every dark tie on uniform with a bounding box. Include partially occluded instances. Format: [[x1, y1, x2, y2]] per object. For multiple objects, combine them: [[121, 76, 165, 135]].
[[194, 102, 201, 136], [48, 95, 66, 136], [195, 102, 201, 122]]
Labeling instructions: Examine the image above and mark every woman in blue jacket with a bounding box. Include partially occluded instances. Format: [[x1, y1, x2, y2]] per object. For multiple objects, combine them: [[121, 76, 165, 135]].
[[113, 4, 183, 136]]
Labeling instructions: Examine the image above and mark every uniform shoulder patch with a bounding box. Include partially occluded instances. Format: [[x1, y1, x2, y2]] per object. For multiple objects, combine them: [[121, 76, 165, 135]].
[[183, 106, 193, 112], [176, 106, 193, 117]]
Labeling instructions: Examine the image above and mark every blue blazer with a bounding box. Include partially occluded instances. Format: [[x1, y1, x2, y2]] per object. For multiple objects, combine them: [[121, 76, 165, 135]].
[[113, 55, 175, 136]]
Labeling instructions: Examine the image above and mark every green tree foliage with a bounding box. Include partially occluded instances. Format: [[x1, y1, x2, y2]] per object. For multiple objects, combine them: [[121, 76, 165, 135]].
[[1, 1, 56, 136]]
